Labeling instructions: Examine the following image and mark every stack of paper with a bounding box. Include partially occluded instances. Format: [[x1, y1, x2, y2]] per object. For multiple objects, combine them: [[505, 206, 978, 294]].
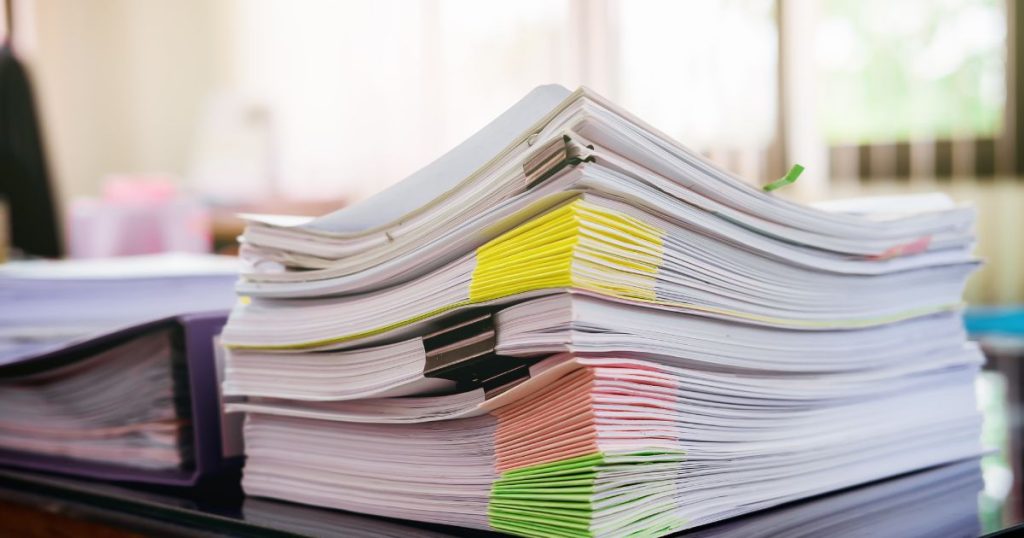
[[0, 253, 239, 364], [0, 329, 185, 469], [222, 85, 984, 537], [0, 313, 239, 485], [0, 254, 242, 484]]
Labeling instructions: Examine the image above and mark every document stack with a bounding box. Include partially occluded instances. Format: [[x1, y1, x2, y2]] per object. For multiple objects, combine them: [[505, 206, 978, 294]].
[[0, 254, 241, 485], [0, 253, 238, 363], [222, 85, 984, 537]]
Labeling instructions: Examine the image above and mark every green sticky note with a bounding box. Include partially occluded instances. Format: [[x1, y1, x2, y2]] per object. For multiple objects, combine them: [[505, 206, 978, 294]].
[[763, 164, 805, 192]]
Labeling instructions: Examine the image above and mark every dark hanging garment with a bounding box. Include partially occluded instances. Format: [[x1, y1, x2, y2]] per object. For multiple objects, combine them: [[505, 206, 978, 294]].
[[0, 44, 62, 258]]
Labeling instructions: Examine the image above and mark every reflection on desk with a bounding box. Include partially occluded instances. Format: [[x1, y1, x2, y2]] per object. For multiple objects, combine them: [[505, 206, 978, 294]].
[[0, 458, 1005, 537]]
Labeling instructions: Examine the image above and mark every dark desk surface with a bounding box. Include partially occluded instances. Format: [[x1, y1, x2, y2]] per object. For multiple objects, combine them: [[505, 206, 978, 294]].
[[0, 457, 1018, 538]]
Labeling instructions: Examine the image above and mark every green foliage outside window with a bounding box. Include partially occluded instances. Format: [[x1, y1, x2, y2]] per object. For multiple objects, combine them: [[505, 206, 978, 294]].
[[819, 0, 1005, 144]]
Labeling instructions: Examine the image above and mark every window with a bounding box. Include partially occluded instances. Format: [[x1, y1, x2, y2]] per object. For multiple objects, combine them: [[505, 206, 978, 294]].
[[817, 0, 1005, 144], [226, 0, 580, 201], [617, 0, 778, 150], [217, 0, 782, 201], [808, 0, 1011, 180], [615, 0, 780, 181]]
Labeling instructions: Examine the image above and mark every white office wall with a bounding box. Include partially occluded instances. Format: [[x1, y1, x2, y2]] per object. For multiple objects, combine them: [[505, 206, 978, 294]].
[[15, 0, 232, 201]]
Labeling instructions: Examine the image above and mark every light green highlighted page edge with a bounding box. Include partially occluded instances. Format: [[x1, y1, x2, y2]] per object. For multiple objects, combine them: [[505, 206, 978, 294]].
[[488, 451, 690, 537]]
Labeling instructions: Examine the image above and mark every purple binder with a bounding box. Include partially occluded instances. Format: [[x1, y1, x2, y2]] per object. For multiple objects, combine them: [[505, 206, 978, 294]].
[[0, 312, 239, 486]]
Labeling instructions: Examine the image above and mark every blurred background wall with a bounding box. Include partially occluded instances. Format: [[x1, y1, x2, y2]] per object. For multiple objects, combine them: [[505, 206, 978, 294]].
[[12, 0, 232, 200], [2, 0, 1020, 303]]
